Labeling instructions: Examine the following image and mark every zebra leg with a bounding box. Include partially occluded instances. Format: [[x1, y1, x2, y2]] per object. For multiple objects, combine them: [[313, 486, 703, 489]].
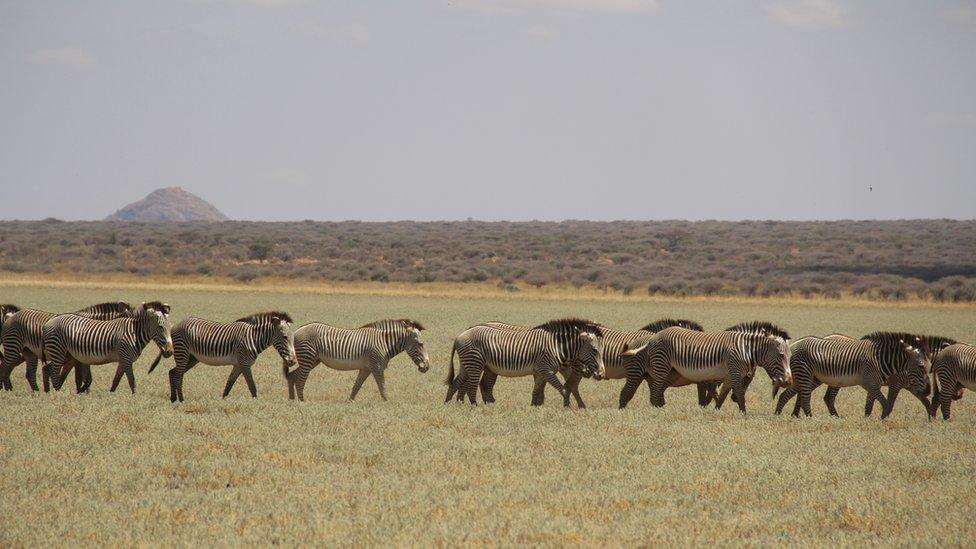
[[55, 360, 76, 392], [618, 374, 642, 409], [543, 369, 567, 401], [775, 386, 797, 415], [649, 378, 667, 408], [824, 386, 840, 416], [75, 363, 88, 393], [372, 370, 388, 401], [25, 356, 39, 392], [222, 366, 243, 398], [937, 378, 956, 420], [168, 368, 180, 402], [123, 363, 136, 394], [531, 374, 547, 406], [883, 385, 902, 419], [714, 383, 732, 409], [865, 385, 888, 418], [479, 371, 498, 404], [175, 356, 197, 402], [562, 370, 585, 409], [241, 367, 258, 398], [0, 358, 11, 391], [84, 364, 93, 393], [110, 363, 126, 392], [799, 379, 821, 417], [349, 369, 370, 401]]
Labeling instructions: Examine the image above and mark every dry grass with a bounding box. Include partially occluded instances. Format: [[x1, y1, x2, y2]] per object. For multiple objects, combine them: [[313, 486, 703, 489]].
[[2, 273, 975, 309], [0, 284, 974, 546]]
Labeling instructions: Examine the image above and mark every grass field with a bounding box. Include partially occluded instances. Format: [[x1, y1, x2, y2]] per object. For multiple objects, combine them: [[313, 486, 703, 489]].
[[1, 283, 974, 546]]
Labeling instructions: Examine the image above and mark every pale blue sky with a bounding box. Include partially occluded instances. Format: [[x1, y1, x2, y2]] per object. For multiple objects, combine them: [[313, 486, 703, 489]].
[[1, 1, 974, 221]]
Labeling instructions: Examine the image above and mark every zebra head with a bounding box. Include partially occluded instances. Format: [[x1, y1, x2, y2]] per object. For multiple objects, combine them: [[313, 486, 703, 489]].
[[272, 316, 298, 368], [749, 334, 791, 389], [401, 321, 430, 373], [141, 302, 173, 357], [900, 339, 931, 397], [0, 304, 20, 324], [578, 329, 606, 379]]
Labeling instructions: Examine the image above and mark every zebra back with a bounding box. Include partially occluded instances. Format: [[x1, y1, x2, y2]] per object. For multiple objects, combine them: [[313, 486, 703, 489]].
[[862, 332, 930, 380], [75, 301, 133, 321]]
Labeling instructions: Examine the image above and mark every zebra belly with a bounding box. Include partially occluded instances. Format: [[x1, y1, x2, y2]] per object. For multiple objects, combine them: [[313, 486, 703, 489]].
[[957, 373, 976, 391], [485, 362, 536, 377], [671, 362, 727, 382], [811, 368, 862, 387], [601, 364, 627, 380], [70, 352, 115, 366], [193, 352, 237, 366], [321, 358, 367, 371]]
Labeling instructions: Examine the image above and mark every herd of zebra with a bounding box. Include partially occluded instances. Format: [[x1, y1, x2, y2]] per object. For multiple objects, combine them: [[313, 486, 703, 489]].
[[0, 301, 974, 419]]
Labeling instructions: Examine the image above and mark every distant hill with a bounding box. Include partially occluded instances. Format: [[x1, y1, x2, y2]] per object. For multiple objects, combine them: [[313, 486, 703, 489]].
[[104, 187, 228, 222]]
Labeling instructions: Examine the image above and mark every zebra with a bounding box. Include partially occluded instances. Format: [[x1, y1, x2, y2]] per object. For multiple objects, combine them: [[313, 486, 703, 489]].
[[621, 327, 791, 412], [710, 321, 792, 409], [284, 319, 429, 402], [45, 302, 172, 394], [807, 333, 953, 417], [147, 311, 297, 402], [444, 318, 605, 406], [774, 332, 930, 418], [469, 319, 710, 409], [929, 343, 976, 420], [0, 301, 133, 392]]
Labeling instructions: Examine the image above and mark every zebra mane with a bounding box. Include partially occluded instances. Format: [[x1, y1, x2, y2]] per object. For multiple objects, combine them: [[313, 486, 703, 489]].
[[532, 318, 604, 337], [236, 311, 293, 324], [78, 301, 133, 315], [359, 318, 426, 331], [640, 318, 704, 333], [918, 334, 958, 354], [725, 321, 790, 340], [862, 332, 923, 352]]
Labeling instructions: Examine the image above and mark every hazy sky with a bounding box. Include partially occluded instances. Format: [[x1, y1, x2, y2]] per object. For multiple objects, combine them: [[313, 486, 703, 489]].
[[1, 1, 974, 221]]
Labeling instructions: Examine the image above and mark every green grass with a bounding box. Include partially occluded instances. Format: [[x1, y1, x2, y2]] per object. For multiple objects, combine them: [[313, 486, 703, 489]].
[[1, 285, 974, 546]]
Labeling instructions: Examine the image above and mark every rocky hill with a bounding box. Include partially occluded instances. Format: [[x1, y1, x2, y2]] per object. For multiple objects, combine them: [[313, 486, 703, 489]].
[[104, 187, 228, 222]]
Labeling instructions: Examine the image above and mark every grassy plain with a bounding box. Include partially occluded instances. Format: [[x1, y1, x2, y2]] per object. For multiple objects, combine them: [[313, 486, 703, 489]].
[[1, 283, 974, 546]]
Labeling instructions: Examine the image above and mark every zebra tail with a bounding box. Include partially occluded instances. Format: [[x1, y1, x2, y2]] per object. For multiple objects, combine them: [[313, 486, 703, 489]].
[[147, 351, 164, 374], [444, 342, 457, 386]]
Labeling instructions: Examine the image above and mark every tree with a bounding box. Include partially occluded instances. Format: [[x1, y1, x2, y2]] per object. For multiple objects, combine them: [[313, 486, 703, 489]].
[[248, 242, 273, 263]]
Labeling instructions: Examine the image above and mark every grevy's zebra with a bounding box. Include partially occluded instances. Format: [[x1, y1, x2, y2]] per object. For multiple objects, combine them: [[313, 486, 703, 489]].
[[0, 302, 132, 392], [445, 319, 605, 406], [930, 343, 976, 420], [774, 332, 930, 418], [801, 333, 952, 417], [148, 311, 297, 402], [45, 302, 172, 394], [471, 319, 711, 409], [621, 327, 791, 412], [285, 319, 429, 402], [709, 322, 792, 409]]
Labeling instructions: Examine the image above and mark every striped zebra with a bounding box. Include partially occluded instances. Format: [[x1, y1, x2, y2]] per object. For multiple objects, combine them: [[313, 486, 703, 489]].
[[470, 319, 711, 409], [621, 327, 791, 412], [284, 319, 429, 402], [147, 311, 297, 402], [444, 318, 605, 406], [709, 321, 792, 409], [45, 302, 172, 394], [0, 301, 133, 392], [929, 342, 976, 420], [806, 333, 952, 417], [774, 332, 930, 418]]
